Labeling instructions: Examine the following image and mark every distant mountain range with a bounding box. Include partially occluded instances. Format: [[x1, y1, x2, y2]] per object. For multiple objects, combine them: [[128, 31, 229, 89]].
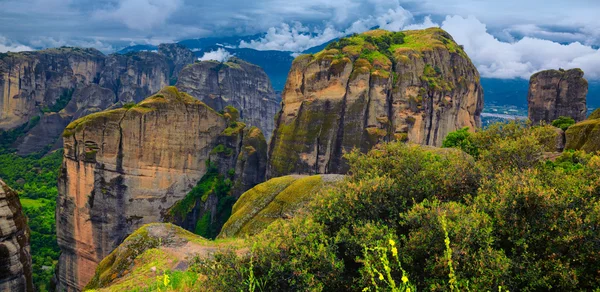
[[117, 37, 600, 112]]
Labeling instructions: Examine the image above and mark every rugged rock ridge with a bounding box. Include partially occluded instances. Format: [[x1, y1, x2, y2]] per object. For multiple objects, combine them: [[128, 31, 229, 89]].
[[565, 108, 600, 152], [528, 68, 588, 124], [176, 57, 280, 140], [268, 28, 483, 177], [56, 87, 266, 291], [0, 46, 196, 155], [0, 179, 33, 292]]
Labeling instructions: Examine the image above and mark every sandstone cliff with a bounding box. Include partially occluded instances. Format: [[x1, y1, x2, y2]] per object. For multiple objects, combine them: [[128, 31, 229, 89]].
[[268, 28, 483, 177], [0, 48, 105, 130], [0, 179, 33, 292], [1, 46, 195, 155], [528, 68, 588, 124], [176, 58, 280, 140], [158, 43, 196, 83], [56, 87, 266, 291]]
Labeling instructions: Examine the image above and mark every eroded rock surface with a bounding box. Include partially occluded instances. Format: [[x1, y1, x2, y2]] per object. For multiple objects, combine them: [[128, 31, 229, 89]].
[[268, 28, 483, 176], [176, 58, 280, 140], [0, 179, 33, 292], [528, 68, 588, 124], [56, 87, 266, 291]]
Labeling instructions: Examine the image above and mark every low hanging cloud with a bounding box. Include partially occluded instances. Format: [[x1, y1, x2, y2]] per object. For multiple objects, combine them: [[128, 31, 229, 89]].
[[440, 15, 600, 79], [198, 48, 234, 62], [239, 5, 422, 53], [0, 36, 34, 53]]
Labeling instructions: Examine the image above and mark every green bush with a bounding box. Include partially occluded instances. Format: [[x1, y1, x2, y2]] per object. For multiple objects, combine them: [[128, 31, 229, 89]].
[[551, 116, 576, 131], [442, 126, 478, 157]]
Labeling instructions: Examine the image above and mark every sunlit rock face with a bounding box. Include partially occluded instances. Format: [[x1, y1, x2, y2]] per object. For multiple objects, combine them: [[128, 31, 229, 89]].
[[268, 28, 483, 177]]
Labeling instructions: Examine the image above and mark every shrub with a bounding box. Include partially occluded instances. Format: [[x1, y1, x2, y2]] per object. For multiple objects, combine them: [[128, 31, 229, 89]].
[[551, 116, 575, 131], [442, 127, 478, 157]]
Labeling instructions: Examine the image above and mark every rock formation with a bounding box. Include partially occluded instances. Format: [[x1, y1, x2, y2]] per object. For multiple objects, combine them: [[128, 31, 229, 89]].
[[268, 28, 483, 177], [565, 108, 600, 152], [84, 223, 246, 291], [0, 179, 33, 292], [56, 87, 266, 291], [218, 174, 343, 239], [0, 48, 105, 130], [158, 43, 196, 83], [528, 68, 588, 124], [176, 58, 280, 140], [0, 46, 195, 155]]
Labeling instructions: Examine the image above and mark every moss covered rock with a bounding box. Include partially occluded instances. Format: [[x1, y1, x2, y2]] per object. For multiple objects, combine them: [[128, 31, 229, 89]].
[[565, 119, 600, 152], [84, 223, 245, 291], [218, 174, 344, 238], [268, 28, 483, 177]]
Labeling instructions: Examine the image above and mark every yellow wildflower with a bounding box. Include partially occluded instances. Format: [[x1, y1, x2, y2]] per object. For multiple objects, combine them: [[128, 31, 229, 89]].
[[406, 288, 411, 292], [389, 239, 396, 247], [378, 273, 384, 281], [163, 273, 170, 287], [402, 276, 408, 283], [392, 246, 398, 257]]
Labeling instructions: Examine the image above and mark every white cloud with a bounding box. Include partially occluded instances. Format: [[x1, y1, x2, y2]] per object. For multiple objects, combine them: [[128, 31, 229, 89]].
[[239, 5, 431, 53], [239, 22, 343, 52], [440, 15, 600, 79], [198, 48, 234, 62], [94, 0, 182, 31], [0, 36, 34, 52]]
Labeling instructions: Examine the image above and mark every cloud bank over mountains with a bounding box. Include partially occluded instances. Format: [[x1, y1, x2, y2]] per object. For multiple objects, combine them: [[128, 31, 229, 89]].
[[1, 0, 599, 80]]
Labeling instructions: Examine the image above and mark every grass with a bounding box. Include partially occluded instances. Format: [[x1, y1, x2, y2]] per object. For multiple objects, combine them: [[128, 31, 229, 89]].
[[20, 198, 47, 208]]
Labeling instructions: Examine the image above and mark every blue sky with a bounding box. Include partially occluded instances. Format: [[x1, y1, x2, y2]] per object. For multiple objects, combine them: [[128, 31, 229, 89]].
[[1, 0, 599, 79]]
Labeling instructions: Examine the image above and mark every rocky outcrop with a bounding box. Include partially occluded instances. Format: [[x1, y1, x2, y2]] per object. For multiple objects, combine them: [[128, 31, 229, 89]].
[[528, 68, 588, 124], [158, 44, 196, 83], [218, 174, 343, 239], [268, 28, 483, 177], [565, 112, 600, 152], [176, 58, 280, 140], [1, 45, 195, 156], [98, 52, 170, 104], [0, 180, 33, 292], [84, 223, 245, 291], [0, 48, 105, 130], [56, 87, 267, 291]]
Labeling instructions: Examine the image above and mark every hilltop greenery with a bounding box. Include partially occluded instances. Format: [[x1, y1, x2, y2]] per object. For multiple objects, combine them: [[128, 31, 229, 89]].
[[190, 121, 600, 291]]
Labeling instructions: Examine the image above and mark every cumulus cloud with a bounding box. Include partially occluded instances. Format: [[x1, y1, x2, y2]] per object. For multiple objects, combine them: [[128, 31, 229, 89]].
[[94, 0, 182, 30], [239, 5, 434, 53], [440, 15, 600, 79], [198, 48, 234, 62], [0, 36, 34, 52]]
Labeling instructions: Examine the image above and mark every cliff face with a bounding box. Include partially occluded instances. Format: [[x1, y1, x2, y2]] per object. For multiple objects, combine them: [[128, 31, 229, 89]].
[[98, 52, 170, 104], [56, 87, 267, 291], [0, 180, 33, 292], [176, 58, 280, 141], [158, 43, 196, 83], [268, 28, 483, 177], [565, 109, 600, 152], [1, 46, 196, 156], [0, 48, 105, 130], [528, 69, 588, 124]]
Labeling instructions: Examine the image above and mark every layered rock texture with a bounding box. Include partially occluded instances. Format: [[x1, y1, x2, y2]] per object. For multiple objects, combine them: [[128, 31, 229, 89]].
[[218, 174, 343, 239], [0, 46, 195, 155], [56, 87, 266, 291], [0, 180, 33, 292], [176, 57, 280, 140], [268, 28, 483, 176], [565, 108, 600, 152], [528, 68, 588, 124]]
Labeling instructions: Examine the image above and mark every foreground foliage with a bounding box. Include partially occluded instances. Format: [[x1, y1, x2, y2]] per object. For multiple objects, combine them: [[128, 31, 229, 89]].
[[193, 121, 600, 291]]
